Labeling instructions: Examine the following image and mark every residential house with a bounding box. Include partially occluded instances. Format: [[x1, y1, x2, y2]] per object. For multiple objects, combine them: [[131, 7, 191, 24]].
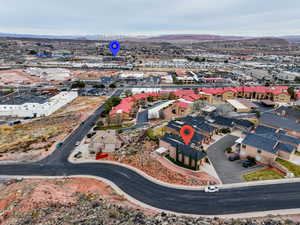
[[209, 115, 254, 131], [239, 125, 300, 164], [109, 97, 135, 123], [163, 101, 192, 120], [222, 87, 237, 100], [160, 133, 207, 170], [275, 106, 300, 123], [182, 116, 216, 138], [165, 119, 209, 145], [259, 113, 300, 137], [200, 86, 291, 103], [89, 130, 121, 154]]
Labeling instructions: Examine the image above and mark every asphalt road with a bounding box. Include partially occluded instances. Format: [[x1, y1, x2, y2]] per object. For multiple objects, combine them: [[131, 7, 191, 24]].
[[1, 89, 300, 215], [2, 161, 300, 215]]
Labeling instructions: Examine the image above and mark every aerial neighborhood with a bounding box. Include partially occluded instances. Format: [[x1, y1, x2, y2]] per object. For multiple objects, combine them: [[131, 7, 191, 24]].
[[0, 33, 300, 223]]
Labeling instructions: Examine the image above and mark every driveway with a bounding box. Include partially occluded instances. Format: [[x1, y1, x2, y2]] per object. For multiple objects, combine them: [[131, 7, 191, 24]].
[[207, 135, 263, 184], [136, 109, 148, 124]]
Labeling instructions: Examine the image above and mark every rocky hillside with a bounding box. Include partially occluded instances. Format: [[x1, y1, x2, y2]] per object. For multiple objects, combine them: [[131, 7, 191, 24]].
[[1, 178, 299, 225], [7, 194, 299, 225]]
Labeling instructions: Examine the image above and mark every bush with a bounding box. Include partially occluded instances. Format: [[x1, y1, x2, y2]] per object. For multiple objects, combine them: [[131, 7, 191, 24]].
[[146, 129, 158, 142], [166, 155, 196, 171], [109, 83, 116, 88], [147, 96, 154, 102], [71, 81, 85, 89], [225, 147, 232, 153], [96, 121, 104, 127], [220, 128, 231, 134], [93, 84, 105, 88], [247, 156, 256, 162], [101, 97, 122, 117]]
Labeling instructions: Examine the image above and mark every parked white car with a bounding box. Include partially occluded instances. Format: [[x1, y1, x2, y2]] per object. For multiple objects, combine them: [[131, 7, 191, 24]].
[[204, 186, 219, 193]]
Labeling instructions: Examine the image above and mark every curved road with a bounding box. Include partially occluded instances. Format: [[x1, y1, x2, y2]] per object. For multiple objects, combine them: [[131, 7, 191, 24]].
[[1, 89, 300, 215]]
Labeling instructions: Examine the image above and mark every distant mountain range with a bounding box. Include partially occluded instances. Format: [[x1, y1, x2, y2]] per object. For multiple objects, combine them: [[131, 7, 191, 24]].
[[147, 34, 249, 41], [147, 34, 300, 43], [0, 33, 147, 41], [0, 32, 299, 43]]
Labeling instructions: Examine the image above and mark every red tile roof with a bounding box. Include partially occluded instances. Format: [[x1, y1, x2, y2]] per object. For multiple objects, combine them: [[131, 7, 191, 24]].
[[268, 86, 288, 95], [296, 91, 300, 100], [110, 86, 292, 116], [177, 101, 190, 109], [203, 78, 224, 82], [110, 97, 134, 116], [181, 95, 195, 102], [223, 87, 238, 93], [172, 90, 195, 97]]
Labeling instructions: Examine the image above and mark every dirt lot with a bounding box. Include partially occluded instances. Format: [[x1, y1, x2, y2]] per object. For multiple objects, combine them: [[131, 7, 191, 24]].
[[0, 69, 43, 85], [0, 96, 106, 162], [71, 70, 119, 80], [0, 178, 153, 225]]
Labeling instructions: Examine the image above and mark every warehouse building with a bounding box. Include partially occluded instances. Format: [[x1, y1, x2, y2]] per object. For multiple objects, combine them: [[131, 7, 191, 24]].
[[0, 91, 78, 118], [226, 99, 251, 113]]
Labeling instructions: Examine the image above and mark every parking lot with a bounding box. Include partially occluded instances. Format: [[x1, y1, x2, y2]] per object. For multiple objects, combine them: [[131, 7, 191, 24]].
[[207, 135, 263, 184]]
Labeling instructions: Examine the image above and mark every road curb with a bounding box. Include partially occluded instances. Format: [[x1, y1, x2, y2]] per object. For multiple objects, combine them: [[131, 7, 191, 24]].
[[1, 175, 300, 219], [69, 158, 207, 190]]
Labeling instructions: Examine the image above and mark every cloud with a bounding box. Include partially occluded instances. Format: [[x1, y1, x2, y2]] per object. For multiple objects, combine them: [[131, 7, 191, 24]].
[[0, 0, 299, 35]]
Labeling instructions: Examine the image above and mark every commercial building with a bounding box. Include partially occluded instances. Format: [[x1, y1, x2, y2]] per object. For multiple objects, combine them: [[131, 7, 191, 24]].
[[0, 91, 78, 118], [148, 100, 175, 119], [226, 99, 251, 113]]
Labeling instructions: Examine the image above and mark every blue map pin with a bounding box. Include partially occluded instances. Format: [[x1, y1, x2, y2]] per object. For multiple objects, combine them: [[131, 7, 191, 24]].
[[109, 40, 120, 56]]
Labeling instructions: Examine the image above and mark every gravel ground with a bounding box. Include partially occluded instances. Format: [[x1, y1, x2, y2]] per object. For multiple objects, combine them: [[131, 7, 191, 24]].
[[4, 192, 300, 225]]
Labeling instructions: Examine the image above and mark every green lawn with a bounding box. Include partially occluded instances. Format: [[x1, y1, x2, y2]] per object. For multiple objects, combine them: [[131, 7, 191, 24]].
[[97, 123, 134, 131], [276, 158, 300, 177], [243, 169, 284, 181]]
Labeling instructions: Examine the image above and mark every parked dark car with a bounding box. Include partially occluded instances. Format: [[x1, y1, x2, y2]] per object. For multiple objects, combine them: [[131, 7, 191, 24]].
[[242, 160, 256, 168], [228, 155, 240, 161]]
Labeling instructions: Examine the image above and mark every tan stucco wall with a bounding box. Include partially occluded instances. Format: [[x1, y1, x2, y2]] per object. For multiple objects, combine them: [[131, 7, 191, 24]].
[[222, 91, 236, 100], [278, 150, 293, 160], [240, 145, 276, 164], [273, 94, 290, 102]]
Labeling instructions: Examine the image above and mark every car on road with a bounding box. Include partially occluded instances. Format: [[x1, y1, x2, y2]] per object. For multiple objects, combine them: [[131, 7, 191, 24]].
[[56, 142, 63, 148], [75, 141, 81, 146], [228, 155, 240, 161], [242, 160, 256, 168], [204, 186, 219, 193]]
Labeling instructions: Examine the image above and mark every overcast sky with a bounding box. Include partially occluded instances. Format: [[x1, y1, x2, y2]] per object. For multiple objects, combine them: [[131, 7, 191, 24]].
[[0, 0, 299, 36]]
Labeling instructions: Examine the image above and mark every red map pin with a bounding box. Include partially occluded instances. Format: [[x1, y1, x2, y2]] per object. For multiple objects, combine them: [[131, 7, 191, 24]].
[[180, 125, 195, 145]]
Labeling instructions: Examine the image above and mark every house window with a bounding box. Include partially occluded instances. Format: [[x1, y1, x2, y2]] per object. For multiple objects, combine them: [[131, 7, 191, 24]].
[[257, 150, 262, 154], [242, 144, 246, 148], [172, 109, 176, 114]]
